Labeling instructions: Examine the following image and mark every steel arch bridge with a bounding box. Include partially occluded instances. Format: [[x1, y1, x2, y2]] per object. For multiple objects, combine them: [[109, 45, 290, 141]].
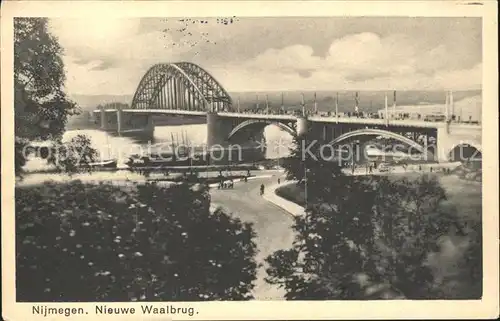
[[131, 62, 233, 112]]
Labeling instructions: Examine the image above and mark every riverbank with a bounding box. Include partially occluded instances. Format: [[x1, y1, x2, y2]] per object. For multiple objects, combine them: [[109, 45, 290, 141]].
[[16, 169, 261, 187]]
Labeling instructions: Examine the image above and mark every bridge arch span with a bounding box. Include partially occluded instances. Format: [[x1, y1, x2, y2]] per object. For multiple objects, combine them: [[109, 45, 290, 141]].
[[330, 128, 428, 155], [447, 141, 482, 163], [131, 62, 232, 112], [227, 119, 296, 140], [448, 140, 482, 154]]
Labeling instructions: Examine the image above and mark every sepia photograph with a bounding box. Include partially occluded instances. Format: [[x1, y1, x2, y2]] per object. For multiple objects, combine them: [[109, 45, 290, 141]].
[[2, 1, 498, 320]]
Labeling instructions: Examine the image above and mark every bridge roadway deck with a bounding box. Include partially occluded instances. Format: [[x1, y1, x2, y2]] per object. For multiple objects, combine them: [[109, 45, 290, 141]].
[[96, 108, 481, 130]]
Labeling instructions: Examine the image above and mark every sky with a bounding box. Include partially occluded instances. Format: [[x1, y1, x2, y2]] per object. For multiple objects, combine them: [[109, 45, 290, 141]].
[[48, 17, 482, 96]]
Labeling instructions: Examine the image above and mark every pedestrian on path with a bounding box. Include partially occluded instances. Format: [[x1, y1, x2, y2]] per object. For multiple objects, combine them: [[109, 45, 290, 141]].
[[278, 178, 281, 184]]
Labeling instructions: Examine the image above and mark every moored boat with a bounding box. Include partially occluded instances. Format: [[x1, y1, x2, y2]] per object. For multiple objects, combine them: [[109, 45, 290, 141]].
[[81, 159, 118, 169]]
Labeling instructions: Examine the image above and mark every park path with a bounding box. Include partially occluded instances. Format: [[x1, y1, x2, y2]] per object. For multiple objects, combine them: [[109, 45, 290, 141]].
[[209, 171, 295, 300]]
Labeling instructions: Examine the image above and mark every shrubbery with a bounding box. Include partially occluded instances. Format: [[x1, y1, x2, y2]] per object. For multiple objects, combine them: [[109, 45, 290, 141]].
[[16, 181, 258, 301], [268, 133, 482, 299], [451, 164, 482, 182]]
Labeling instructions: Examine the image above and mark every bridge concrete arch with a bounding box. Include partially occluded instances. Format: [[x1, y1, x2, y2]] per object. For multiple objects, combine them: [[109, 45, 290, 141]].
[[448, 140, 482, 154], [436, 126, 482, 162], [329, 128, 428, 155], [447, 140, 482, 163], [227, 119, 297, 140]]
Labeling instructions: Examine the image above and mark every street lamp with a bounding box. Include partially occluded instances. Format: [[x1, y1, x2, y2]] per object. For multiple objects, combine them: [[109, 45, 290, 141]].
[[351, 140, 359, 174], [304, 166, 310, 209], [206, 150, 209, 179]]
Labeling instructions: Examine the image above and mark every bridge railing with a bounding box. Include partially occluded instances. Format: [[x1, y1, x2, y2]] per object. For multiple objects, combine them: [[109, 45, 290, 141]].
[[93, 108, 480, 127]]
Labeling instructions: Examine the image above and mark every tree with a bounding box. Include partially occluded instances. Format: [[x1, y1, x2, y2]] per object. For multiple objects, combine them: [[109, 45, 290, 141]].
[[281, 132, 345, 204], [15, 137, 29, 175], [47, 135, 99, 174], [267, 134, 459, 299], [16, 182, 258, 301], [14, 18, 77, 140], [14, 18, 96, 176]]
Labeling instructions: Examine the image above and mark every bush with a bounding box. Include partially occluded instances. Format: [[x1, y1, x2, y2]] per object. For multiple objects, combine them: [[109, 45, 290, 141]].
[[266, 175, 473, 299], [16, 181, 258, 301]]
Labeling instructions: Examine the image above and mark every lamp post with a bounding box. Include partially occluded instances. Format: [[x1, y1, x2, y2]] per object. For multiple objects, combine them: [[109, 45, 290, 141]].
[[450, 90, 454, 121], [444, 92, 449, 122], [335, 92, 339, 123], [266, 94, 269, 115], [206, 151, 209, 179], [314, 92, 318, 114], [281, 92, 285, 114], [301, 93, 306, 117], [385, 93, 389, 126], [392, 90, 397, 119], [303, 132, 310, 210], [277, 138, 280, 168], [351, 140, 359, 174], [304, 165, 309, 209]]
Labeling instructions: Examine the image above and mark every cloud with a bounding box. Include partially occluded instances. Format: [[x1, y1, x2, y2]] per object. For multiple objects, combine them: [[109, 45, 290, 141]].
[[222, 32, 481, 91], [89, 59, 119, 71], [249, 45, 322, 72], [48, 18, 482, 95]]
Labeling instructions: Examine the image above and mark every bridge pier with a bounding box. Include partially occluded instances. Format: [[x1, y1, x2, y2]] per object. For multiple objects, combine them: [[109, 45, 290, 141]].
[[98, 108, 119, 131], [207, 112, 232, 148], [296, 116, 309, 136], [116, 106, 123, 134], [207, 112, 266, 163], [145, 114, 154, 133], [99, 107, 109, 130], [120, 113, 154, 136], [95, 108, 154, 136]]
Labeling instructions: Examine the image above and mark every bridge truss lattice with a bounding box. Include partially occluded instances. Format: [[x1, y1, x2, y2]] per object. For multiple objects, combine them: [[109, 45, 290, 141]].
[[131, 62, 233, 112]]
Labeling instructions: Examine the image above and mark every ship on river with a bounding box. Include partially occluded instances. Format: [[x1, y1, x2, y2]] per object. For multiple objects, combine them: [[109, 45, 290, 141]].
[[27, 141, 119, 170], [125, 130, 209, 168]]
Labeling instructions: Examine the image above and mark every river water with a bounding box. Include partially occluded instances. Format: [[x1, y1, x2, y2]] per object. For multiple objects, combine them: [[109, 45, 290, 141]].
[[23, 124, 294, 173], [21, 121, 456, 185]]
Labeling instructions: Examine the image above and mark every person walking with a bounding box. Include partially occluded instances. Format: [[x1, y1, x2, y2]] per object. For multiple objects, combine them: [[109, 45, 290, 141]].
[[278, 178, 281, 184], [260, 184, 265, 195]]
